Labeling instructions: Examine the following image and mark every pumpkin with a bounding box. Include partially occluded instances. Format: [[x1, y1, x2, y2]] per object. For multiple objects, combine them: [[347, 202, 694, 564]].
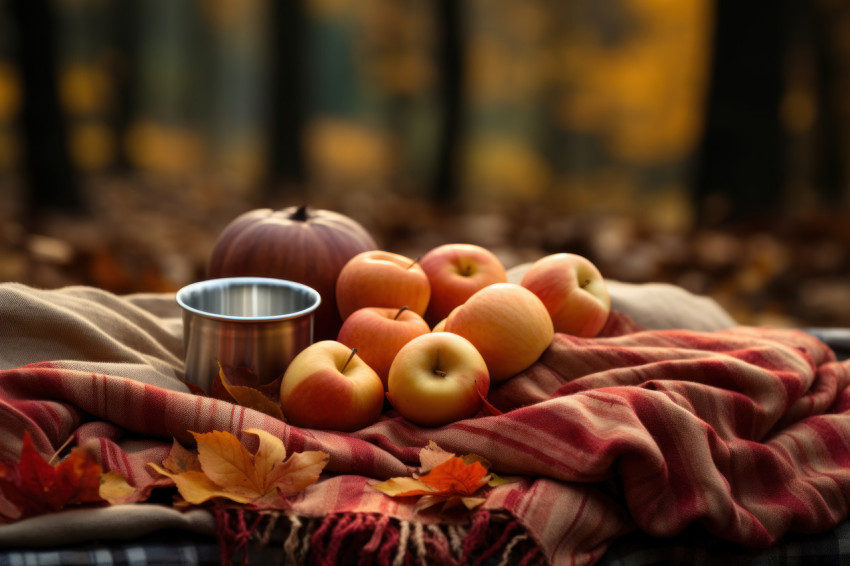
[[207, 205, 378, 341]]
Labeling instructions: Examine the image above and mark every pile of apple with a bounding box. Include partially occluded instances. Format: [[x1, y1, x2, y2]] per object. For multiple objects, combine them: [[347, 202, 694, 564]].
[[279, 244, 611, 431]]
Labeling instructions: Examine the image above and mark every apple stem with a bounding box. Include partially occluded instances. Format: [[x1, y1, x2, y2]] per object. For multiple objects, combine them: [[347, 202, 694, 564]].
[[394, 306, 410, 320], [408, 256, 421, 269], [342, 348, 358, 373], [581, 279, 591, 288], [433, 347, 447, 378]]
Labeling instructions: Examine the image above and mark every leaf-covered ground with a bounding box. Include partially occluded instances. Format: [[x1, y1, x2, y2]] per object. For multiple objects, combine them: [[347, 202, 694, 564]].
[[3, 175, 849, 330]]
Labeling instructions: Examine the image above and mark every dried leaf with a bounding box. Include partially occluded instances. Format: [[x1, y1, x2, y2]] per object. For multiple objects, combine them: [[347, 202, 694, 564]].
[[97, 468, 166, 506], [148, 465, 251, 504], [0, 432, 105, 520], [372, 442, 498, 513], [487, 472, 513, 487], [418, 440, 454, 473], [215, 363, 284, 420], [461, 496, 487, 509], [99, 471, 141, 504], [418, 456, 490, 496], [149, 429, 328, 509], [181, 380, 207, 396], [370, 476, 438, 498], [193, 431, 257, 494], [226, 385, 285, 421], [213, 363, 282, 400], [251, 429, 327, 498], [162, 438, 201, 474]]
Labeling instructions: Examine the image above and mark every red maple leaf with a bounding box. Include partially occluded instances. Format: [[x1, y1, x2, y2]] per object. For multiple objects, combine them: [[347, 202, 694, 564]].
[[0, 432, 106, 521]]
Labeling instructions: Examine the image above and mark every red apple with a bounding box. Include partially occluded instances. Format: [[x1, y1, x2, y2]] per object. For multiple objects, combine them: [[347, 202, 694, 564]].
[[445, 283, 553, 382], [520, 253, 611, 337], [280, 340, 384, 431], [419, 243, 508, 325], [335, 250, 431, 320], [387, 332, 490, 427], [337, 306, 431, 389]]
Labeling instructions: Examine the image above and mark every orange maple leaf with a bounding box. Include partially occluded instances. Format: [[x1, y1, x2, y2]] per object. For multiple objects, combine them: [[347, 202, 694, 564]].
[[0, 432, 105, 521], [149, 429, 328, 509], [372, 441, 504, 512]]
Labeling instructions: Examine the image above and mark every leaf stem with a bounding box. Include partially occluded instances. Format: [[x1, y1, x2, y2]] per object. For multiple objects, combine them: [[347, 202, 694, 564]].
[[48, 435, 75, 465]]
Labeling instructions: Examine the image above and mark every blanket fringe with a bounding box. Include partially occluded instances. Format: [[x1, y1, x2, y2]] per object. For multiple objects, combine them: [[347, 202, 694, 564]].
[[214, 507, 265, 566], [214, 508, 544, 566]]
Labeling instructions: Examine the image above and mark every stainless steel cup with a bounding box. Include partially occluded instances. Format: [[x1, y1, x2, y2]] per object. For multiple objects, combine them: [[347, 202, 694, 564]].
[[176, 277, 321, 392]]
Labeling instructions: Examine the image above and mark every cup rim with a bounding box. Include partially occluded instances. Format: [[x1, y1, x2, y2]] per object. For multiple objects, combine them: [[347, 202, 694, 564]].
[[176, 276, 321, 322]]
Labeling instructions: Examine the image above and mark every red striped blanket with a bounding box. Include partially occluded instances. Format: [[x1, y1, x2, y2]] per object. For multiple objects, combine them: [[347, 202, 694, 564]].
[[1, 282, 850, 565]]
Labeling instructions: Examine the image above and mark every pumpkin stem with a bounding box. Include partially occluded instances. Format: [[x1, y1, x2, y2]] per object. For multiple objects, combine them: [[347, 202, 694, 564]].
[[291, 205, 310, 222]]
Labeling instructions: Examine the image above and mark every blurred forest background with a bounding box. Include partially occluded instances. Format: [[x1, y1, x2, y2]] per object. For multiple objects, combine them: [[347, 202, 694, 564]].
[[1, 0, 850, 328]]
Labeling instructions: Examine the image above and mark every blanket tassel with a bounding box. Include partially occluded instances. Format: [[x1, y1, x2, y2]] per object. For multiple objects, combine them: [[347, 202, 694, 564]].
[[214, 509, 543, 565]]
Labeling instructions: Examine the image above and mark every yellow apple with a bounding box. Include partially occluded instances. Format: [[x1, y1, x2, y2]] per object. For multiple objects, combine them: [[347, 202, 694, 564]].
[[387, 332, 490, 427], [445, 283, 553, 382]]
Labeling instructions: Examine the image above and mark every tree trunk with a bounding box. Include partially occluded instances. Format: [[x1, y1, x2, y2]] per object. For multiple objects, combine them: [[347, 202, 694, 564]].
[[432, 0, 464, 204], [11, 0, 82, 221], [694, 0, 790, 224], [266, 0, 305, 195]]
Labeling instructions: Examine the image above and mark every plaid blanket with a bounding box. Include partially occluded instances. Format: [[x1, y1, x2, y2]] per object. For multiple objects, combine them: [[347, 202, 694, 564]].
[[1, 281, 849, 566]]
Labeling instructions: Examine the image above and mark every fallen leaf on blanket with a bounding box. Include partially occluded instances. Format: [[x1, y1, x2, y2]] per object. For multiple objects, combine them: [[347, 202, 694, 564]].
[[0, 431, 106, 521], [162, 437, 202, 473], [372, 442, 504, 512], [149, 428, 328, 509], [213, 363, 285, 420], [99, 471, 142, 504], [98, 467, 173, 506], [418, 440, 455, 472]]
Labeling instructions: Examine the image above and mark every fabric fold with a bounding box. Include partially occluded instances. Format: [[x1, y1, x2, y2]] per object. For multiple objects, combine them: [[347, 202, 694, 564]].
[[2, 282, 850, 566]]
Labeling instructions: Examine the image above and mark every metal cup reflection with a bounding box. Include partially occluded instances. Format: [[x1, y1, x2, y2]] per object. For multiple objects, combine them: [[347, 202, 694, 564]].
[[176, 277, 320, 392]]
